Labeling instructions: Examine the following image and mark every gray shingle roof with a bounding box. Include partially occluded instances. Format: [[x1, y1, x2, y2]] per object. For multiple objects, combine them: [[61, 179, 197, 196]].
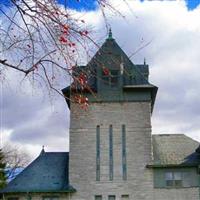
[[1, 151, 75, 193], [152, 134, 200, 166]]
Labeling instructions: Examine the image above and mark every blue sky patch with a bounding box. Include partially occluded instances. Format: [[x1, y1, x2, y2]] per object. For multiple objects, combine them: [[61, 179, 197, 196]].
[[1, 0, 200, 11], [185, 0, 200, 10], [0, 0, 12, 7], [57, 0, 97, 10], [140, 0, 200, 10], [59, 0, 200, 11]]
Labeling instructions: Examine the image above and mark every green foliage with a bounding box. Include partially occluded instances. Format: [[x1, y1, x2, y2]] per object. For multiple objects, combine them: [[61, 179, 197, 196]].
[[0, 149, 7, 189]]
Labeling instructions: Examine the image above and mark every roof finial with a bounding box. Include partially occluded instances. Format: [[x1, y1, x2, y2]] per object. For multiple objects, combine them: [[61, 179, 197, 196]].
[[108, 28, 113, 39], [196, 145, 200, 154], [144, 57, 146, 65], [40, 145, 45, 155]]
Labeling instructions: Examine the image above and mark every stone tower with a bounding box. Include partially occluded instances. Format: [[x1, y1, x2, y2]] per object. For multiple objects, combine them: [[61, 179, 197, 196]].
[[63, 31, 158, 200]]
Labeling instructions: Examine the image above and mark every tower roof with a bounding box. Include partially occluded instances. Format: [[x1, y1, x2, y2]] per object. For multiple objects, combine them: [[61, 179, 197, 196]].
[[62, 33, 158, 111]]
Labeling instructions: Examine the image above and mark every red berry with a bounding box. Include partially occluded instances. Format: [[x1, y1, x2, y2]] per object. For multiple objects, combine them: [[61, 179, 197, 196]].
[[103, 68, 109, 75]]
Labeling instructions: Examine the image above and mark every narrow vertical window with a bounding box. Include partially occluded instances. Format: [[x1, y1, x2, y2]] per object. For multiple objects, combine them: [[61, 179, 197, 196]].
[[96, 125, 100, 181], [109, 125, 113, 181], [122, 124, 127, 180]]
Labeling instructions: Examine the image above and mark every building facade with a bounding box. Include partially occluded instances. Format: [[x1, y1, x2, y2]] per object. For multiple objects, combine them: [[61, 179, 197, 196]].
[[1, 31, 200, 200]]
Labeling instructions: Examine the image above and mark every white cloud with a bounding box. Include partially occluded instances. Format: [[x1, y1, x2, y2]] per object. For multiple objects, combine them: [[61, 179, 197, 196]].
[[78, 0, 200, 142], [1, 0, 200, 160]]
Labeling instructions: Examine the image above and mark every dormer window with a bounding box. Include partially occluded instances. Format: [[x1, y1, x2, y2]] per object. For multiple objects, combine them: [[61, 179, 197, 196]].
[[165, 172, 182, 187], [102, 69, 119, 87]]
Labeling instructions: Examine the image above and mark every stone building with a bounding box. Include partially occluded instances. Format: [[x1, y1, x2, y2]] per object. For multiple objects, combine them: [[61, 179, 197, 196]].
[[1, 31, 200, 200]]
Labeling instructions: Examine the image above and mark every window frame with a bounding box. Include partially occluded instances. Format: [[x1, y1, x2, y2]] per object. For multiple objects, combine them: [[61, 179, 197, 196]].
[[108, 195, 116, 200], [122, 124, 127, 181], [102, 70, 119, 87], [109, 125, 114, 181], [95, 195, 102, 200], [154, 168, 197, 188], [96, 125, 101, 181], [165, 171, 183, 188]]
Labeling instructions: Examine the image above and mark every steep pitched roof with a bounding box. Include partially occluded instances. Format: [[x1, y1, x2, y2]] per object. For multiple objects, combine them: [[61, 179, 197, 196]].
[[151, 134, 200, 167], [87, 36, 150, 86], [1, 152, 75, 193], [62, 33, 158, 110]]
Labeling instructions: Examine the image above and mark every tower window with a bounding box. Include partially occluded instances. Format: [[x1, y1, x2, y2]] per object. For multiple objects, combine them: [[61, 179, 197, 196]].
[[102, 70, 119, 87], [122, 124, 127, 180], [96, 125, 100, 181], [109, 125, 113, 181]]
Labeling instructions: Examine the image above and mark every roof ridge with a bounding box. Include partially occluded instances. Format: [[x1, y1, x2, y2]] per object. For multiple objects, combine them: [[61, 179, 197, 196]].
[[153, 134, 199, 143]]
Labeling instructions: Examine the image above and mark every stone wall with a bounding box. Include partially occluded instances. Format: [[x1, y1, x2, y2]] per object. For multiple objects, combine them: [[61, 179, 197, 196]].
[[69, 102, 154, 200], [153, 188, 199, 200], [68, 101, 200, 200]]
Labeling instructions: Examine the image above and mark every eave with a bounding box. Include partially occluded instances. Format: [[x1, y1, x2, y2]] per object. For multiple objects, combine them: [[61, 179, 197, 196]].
[[123, 84, 158, 113], [0, 187, 76, 194], [146, 163, 199, 168]]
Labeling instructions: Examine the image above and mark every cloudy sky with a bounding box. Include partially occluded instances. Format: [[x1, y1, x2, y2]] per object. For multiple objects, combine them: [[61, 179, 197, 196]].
[[1, 0, 200, 160]]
